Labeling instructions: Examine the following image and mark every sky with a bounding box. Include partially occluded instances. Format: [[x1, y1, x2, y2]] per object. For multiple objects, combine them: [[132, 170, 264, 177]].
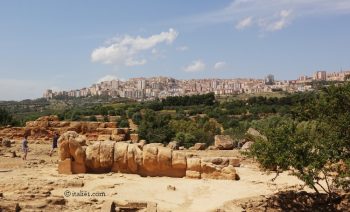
[[0, 0, 350, 100]]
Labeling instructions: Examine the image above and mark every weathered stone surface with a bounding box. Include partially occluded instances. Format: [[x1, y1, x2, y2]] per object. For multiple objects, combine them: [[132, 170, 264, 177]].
[[222, 165, 240, 180], [127, 144, 143, 173], [142, 145, 159, 175], [96, 128, 114, 135], [67, 122, 83, 133], [104, 122, 117, 128], [167, 141, 179, 150], [189, 143, 206, 150], [75, 135, 87, 146], [186, 157, 201, 179], [97, 134, 111, 141], [112, 142, 129, 173], [111, 134, 127, 142], [172, 151, 187, 169], [85, 142, 101, 172], [229, 158, 240, 167], [201, 163, 234, 180], [171, 151, 187, 177], [202, 157, 226, 166], [147, 143, 164, 147], [185, 170, 201, 179], [59, 140, 71, 161], [99, 141, 115, 171], [71, 161, 86, 174], [157, 147, 172, 173], [58, 159, 72, 174], [1, 138, 11, 147], [130, 134, 139, 143], [58, 132, 86, 173], [241, 141, 254, 150], [146, 202, 157, 212], [179, 146, 185, 150], [56, 131, 239, 180], [0, 116, 129, 142], [68, 139, 86, 164], [207, 145, 219, 150], [187, 157, 201, 172], [214, 135, 235, 150], [137, 140, 146, 149], [101, 200, 115, 212], [246, 128, 267, 141]]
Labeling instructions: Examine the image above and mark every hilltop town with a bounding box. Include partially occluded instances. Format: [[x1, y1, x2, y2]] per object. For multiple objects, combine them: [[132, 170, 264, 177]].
[[43, 70, 350, 100]]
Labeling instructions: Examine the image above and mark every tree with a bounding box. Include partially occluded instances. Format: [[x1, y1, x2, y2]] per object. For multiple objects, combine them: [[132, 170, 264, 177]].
[[0, 108, 14, 126], [175, 132, 196, 148], [132, 112, 142, 125], [118, 118, 129, 128], [249, 120, 337, 194], [248, 84, 350, 195], [138, 110, 174, 144]]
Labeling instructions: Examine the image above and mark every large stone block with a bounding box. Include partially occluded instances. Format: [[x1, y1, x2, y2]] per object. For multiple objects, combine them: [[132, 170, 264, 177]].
[[157, 147, 172, 170], [86, 142, 101, 172], [186, 157, 201, 179], [189, 143, 206, 150], [112, 142, 129, 173], [171, 151, 187, 177], [100, 141, 115, 171], [58, 159, 72, 174], [142, 145, 159, 175], [172, 151, 187, 169], [185, 170, 201, 179], [127, 144, 143, 173], [72, 161, 86, 174], [214, 135, 235, 150], [96, 128, 113, 135]]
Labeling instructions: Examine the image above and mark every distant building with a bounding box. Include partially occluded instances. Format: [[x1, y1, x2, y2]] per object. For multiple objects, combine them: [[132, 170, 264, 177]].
[[137, 79, 146, 90], [265, 74, 275, 85], [43, 89, 53, 99], [313, 71, 327, 81], [298, 75, 308, 82]]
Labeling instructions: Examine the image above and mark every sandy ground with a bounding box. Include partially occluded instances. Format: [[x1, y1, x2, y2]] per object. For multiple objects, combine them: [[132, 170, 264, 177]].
[[0, 142, 309, 212]]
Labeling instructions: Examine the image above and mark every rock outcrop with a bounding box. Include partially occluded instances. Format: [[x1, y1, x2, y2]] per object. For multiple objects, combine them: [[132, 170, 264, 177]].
[[246, 128, 267, 141], [57, 131, 240, 180], [166, 141, 179, 150], [189, 143, 206, 150], [0, 138, 11, 147], [214, 135, 235, 150]]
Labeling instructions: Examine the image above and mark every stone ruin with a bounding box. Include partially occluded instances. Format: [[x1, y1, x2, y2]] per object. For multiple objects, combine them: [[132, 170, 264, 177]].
[[0, 115, 138, 143], [58, 131, 240, 180]]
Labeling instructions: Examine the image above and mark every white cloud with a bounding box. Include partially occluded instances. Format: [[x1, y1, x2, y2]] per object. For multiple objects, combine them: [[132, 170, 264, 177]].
[[91, 28, 178, 66], [183, 0, 350, 32], [259, 9, 293, 31], [176, 46, 189, 51], [236, 17, 253, 30], [183, 60, 206, 72], [214, 61, 227, 70], [151, 48, 158, 54]]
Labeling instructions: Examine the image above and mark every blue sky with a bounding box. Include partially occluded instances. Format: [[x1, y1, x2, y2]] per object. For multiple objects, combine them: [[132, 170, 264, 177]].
[[1, 0, 350, 100]]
